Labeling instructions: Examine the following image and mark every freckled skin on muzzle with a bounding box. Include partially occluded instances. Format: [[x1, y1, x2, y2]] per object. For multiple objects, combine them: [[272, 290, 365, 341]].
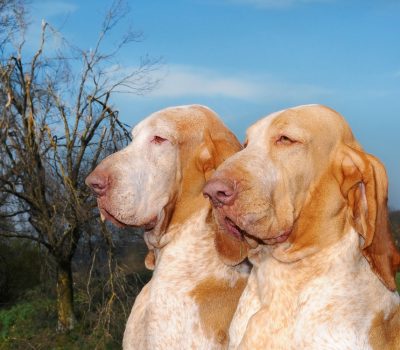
[[204, 138, 295, 247], [85, 108, 195, 242], [85, 133, 179, 234]]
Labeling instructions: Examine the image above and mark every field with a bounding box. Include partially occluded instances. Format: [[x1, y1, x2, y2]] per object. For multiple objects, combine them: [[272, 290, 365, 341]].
[[1, 211, 399, 349], [0, 239, 151, 350]]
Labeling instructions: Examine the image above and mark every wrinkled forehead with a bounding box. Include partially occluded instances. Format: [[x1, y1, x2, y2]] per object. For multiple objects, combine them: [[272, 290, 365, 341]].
[[246, 105, 353, 145], [132, 114, 177, 141], [131, 105, 213, 141], [246, 109, 282, 142]]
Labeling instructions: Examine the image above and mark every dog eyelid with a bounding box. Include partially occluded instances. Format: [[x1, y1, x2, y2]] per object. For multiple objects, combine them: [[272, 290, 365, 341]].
[[151, 135, 168, 144], [276, 135, 297, 145]]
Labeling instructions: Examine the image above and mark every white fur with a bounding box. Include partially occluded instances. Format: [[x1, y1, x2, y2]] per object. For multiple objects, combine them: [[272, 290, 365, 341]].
[[123, 209, 248, 349], [228, 271, 261, 349], [230, 228, 399, 349], [98, 115, 181, 229]]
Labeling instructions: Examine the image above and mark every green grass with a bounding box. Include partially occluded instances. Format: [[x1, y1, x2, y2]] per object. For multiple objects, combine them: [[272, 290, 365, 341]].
[[0, 289, 122, 350], [0, 237, 151, 350], [0, 295, 55, 349]]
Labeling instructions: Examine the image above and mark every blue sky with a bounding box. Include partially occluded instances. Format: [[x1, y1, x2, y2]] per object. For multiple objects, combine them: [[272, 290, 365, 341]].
[[30, 0, 400, 208]]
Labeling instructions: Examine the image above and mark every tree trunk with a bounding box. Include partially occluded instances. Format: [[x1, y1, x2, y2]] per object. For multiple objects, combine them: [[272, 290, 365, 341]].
[[56, 260, 75, 332]]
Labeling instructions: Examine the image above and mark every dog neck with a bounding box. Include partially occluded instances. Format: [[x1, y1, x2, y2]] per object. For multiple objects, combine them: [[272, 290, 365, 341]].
[[257, 227, 372, 295], [145, 206, 249, 348], [154, 206, 245, 278], [143, 159, 211, 268], [143, 194, 212, 270]]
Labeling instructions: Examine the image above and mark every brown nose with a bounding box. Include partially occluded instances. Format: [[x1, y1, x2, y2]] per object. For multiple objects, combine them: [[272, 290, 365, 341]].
[[85, 170, 109, 196], [203, 178, 237, 207]]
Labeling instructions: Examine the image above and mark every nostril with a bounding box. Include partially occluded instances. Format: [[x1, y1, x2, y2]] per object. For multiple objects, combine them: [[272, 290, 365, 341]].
[[93, 182, 106, 190], [217, 190, 232, 199], [203, 178, 237, 206], [85, 172, 109, 196]]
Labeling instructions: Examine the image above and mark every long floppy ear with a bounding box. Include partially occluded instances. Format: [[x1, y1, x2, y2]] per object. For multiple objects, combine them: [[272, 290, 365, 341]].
[[199, 131, 247, 264], [196, 131, 218, 181], [340, 146, 400, 291], [196, 130, 242, 181]]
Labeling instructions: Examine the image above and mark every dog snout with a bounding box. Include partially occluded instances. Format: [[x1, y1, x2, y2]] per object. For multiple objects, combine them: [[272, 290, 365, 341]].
[[203, 178, 237, 207], [85, 169, 109, 197]]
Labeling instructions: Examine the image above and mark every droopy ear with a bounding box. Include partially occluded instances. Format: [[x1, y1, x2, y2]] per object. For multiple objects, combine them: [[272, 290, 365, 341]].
[[196, 131, 217, 181], [196, 130, 242, 181], [198, 130, 246, 265], [214, 225, 249, 266], [339, 146, 400, 291]]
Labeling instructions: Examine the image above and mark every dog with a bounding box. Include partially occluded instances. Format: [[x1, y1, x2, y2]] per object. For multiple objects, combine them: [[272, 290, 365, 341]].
[[204, 104, 400, 349], [86, 105, 249, 349]]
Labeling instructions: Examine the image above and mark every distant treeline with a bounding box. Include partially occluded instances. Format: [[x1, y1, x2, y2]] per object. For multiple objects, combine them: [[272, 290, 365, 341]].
[[390, 210, 400, 247]]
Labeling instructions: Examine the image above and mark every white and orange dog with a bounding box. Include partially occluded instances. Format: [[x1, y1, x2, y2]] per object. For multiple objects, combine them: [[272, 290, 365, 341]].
[[86, 105, 249, 349], [204, 104, 400, 349]]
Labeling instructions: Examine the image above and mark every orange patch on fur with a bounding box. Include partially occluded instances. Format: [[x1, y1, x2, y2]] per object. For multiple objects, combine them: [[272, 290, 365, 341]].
[[369, 307, 400, 349], [190, 277, 247, 345]]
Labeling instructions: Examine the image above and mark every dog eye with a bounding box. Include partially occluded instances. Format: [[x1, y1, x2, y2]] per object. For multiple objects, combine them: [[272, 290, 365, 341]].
[[276, 135, 296, 145], [243, 140, 248, 148], [151, 136, 167, 144]]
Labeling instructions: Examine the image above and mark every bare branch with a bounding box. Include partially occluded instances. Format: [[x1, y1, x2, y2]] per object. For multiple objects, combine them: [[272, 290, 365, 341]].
[[0, 231, 52, 250], [0, 209, 29, 218]]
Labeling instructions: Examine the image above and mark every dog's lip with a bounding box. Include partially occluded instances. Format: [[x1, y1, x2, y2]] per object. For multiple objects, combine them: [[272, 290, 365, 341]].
[[100, 207, 157, 231], [222, 214, 292, 246], [263, 229, 292, 245], [223, 217, 246, 240], [143, 217, 158, 231], [99, 207, 126, 228]]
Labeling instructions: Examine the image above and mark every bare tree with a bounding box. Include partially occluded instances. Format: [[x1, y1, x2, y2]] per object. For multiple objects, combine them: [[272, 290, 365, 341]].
[[0, 0, 159, 331]]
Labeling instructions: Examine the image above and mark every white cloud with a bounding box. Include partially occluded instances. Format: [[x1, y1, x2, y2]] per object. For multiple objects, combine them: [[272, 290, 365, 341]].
[[150, 65, 259, 99], [226, 0, 333, 9], [31, 1, 78, 19], [145, 64, 331, 102]]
